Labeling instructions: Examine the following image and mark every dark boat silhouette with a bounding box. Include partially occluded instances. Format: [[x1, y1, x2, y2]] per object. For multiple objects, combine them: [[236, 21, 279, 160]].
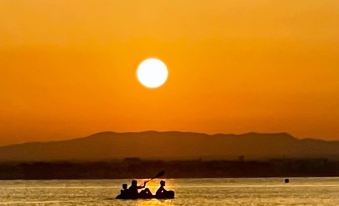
[[116, 171, 175, 200], [116, 191, 175, 200]]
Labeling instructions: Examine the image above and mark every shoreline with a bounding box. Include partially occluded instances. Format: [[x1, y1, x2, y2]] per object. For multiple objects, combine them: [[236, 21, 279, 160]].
[[0, 159, 338, 180]]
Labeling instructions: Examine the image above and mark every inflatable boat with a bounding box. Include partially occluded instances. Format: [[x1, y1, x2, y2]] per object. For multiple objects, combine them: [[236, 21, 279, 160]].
[[116, 191, 175, 200]]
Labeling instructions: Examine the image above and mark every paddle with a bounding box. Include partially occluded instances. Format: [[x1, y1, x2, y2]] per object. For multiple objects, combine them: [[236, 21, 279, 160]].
[[144, 170, 165, 184]]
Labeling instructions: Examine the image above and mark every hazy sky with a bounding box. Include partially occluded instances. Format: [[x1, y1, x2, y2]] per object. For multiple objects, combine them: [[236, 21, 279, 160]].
[[1, 0, 339, 145]]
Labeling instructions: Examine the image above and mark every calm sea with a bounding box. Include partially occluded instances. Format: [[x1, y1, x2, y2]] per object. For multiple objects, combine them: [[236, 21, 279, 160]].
[[0, 178, 338, 205]]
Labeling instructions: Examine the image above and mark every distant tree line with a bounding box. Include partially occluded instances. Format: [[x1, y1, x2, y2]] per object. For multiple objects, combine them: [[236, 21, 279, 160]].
[[0, 158, 336, 179]]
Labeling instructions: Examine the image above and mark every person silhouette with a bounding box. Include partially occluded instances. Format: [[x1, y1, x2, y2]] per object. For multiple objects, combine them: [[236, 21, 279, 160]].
[[115, 183, 129, 199], [156, 180, 168, 197], [119, 184, 128, 197], [139, 187, 153, 198], [128, 180, 145, 199], [155, 180, 175, 199]]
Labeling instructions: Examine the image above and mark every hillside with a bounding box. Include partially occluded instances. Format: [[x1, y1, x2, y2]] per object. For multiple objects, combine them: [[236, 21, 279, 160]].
[[0, 131, 338, 161]]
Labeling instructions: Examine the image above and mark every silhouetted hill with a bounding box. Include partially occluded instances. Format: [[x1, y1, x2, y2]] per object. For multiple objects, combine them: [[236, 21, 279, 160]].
[[0, 131, 339, 161]]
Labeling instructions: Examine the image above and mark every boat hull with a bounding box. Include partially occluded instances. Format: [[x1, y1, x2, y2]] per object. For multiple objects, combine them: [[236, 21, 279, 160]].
[[116, 191, 175, 200]]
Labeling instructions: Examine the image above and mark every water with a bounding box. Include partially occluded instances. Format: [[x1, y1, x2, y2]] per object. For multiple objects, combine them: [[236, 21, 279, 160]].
[[0, 178, 339, 205]]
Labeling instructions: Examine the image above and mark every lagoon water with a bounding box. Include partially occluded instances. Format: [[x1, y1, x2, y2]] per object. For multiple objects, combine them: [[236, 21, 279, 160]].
[[0, 178, 339, 205]]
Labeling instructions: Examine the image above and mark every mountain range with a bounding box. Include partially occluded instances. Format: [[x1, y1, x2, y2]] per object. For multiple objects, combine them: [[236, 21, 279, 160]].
[[0, 131, 339, 161]]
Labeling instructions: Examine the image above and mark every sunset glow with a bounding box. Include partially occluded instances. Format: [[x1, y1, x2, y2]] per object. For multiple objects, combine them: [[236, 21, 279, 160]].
[[0, 0, 339, 144]]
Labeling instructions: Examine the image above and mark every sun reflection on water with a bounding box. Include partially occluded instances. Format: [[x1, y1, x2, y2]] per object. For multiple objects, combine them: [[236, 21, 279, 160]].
[[133, 179, 175, 206], [136, 199, 174, 206]]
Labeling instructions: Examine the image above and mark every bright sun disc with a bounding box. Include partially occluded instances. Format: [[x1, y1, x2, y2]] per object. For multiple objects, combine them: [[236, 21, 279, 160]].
[[137, 58, 168, 88]]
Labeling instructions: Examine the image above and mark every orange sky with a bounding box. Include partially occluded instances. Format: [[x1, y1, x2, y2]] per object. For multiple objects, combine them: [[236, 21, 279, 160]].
[[1, 0, 339, 145]]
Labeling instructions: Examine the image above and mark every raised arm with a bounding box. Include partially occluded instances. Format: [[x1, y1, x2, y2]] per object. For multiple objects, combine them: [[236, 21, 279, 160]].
[[136, 181, 147, 189]]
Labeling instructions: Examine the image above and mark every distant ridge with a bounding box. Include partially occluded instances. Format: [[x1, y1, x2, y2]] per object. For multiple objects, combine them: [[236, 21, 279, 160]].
[[0, 131, 339, 162]]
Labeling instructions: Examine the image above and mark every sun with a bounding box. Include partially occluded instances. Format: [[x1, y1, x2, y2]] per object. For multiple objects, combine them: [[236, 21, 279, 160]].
[[137, 58, 168, 89]]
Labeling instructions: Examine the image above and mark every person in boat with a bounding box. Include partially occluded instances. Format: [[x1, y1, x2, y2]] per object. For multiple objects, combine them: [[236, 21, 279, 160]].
[[156, 180, 174, 198], [128, 179, 151, 199], [156, 180, 175, 199], [139, 186, 153, 198], [118, 184, 128, 198], [156, 180, 167, 197]]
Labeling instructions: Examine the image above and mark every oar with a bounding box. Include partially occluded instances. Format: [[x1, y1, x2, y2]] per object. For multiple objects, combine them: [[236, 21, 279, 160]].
[[144, 170, 165, 184]]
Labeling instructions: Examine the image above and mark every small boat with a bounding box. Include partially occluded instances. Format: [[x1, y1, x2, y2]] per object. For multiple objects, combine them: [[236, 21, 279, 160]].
[[116, 171, 174, 200], [116, 191, 175, 200]]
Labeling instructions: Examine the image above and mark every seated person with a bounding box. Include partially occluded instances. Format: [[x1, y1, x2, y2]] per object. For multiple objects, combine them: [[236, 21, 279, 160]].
[[156, 180, 174, 198], [116, 183, 129, 199], [128, 180, 146, 199], [139, 187, 153, 198], [120, 184, 128, 197]]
